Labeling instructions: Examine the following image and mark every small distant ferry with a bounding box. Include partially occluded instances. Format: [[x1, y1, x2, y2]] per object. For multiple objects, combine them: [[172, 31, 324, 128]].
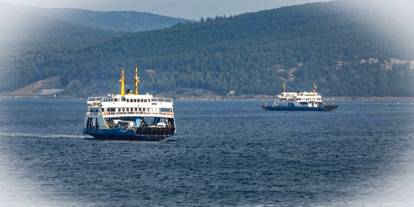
[[262, 82, 338, 112], [83, 66, 176, 141]]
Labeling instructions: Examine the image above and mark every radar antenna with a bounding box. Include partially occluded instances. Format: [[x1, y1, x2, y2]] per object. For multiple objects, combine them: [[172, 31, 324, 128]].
[[313, 82, 318, 93]]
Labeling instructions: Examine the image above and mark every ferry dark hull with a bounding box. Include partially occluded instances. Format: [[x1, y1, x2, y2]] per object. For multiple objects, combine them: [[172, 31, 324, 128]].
[[262, 104, 338, 112], [84, 128, 175, 141]]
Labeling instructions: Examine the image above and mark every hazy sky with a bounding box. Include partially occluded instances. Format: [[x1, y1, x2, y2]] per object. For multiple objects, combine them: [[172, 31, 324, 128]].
[[1, 0, 330, 19]]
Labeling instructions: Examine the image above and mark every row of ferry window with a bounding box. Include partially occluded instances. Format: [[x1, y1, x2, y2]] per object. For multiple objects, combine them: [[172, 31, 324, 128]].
[[104, 97, 151, 103], [297, 98, 322, 101], [103, 108, 150, 112], [90, 107, 173, 113], [109, 98, 172, 102]]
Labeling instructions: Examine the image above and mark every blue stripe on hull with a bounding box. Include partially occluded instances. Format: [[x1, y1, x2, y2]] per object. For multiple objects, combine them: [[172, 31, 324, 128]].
[[83, 128, 174, 141], [262, 105, 338, 112]]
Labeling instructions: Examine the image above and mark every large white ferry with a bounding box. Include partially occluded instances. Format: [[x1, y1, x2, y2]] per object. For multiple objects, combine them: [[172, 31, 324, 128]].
[[83, 67, 176, 141], [262, 83, 338, 112]]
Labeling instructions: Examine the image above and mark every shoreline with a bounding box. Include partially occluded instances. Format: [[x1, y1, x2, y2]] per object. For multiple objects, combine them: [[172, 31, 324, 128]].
[[1, 95, 414, 101], [176, 96, 414, 101]]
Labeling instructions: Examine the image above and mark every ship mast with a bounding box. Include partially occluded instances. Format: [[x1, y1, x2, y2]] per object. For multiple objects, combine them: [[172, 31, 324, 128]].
[[119, 68, 125, 96], [282, 82, 286, 93], [313, 82, 318, 93], [134, 65, 140, 95]]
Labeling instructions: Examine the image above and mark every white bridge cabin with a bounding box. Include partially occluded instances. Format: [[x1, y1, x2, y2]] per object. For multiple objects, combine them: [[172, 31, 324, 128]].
[[277, 91, 322, 103], [87, 94, 174, 118]]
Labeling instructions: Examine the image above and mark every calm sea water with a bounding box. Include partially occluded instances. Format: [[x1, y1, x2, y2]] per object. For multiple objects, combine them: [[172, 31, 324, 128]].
[[0, 98, 413, 206]]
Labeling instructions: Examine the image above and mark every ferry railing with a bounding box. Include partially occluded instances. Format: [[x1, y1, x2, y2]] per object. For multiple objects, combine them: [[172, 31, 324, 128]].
[[87, 111, 174, 116], [87, 97, 104, 102], [151, 98, 173, 103], [91, 97, 173, 103]]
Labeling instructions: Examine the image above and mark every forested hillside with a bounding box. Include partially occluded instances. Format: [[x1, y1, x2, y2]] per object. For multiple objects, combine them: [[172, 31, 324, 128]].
[[34, 8, 192, 32], [0, 3, 122, 92], [2, 1, 414, 97]]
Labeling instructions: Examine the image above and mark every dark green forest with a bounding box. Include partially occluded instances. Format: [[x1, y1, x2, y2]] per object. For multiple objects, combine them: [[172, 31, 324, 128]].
[[1, 1, 414, 97]]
